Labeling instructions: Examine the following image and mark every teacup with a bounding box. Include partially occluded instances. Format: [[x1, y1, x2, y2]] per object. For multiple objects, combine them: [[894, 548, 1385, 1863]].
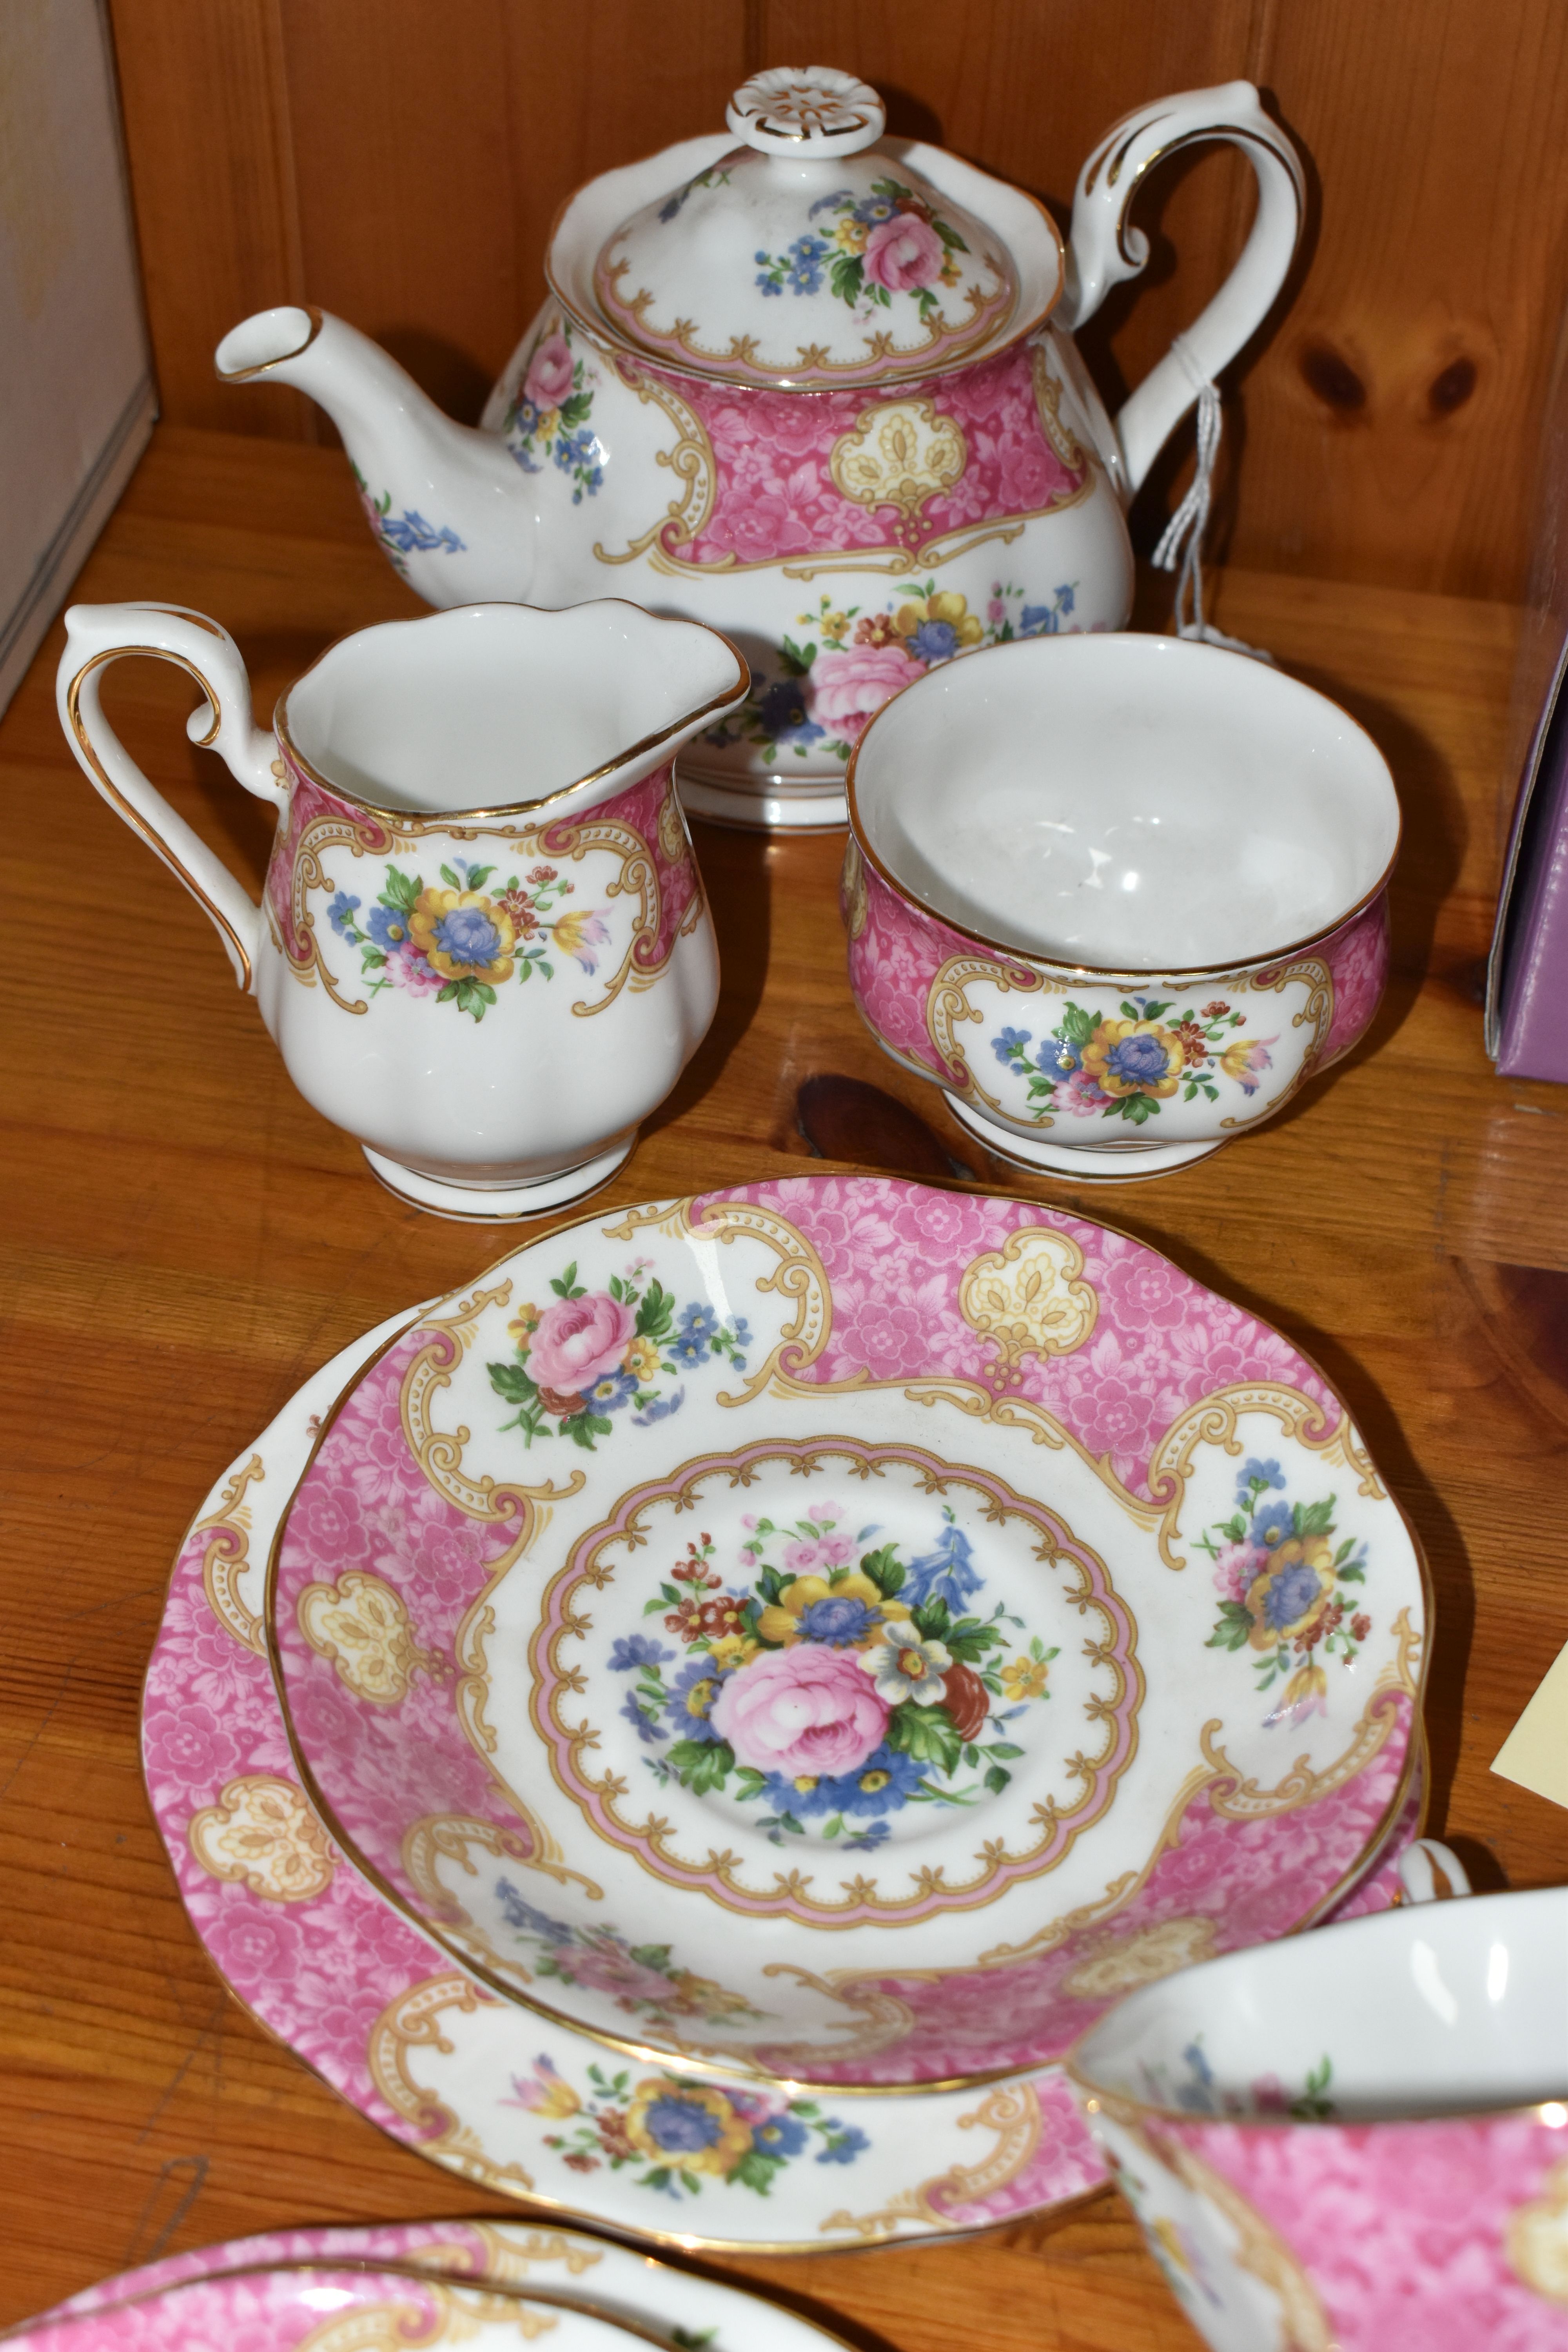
[[1064, 1864, 1568, 2352], [842, 633, 1400, 1180], [57, 599, 747, 1218]]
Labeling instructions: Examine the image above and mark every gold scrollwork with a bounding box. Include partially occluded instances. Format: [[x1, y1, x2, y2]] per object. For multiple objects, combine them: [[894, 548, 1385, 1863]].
[[1032, 346, 1089, 473], [1507, 2158, 1568, 2307], [1218, 958, 1334, 1131], [282, 812, 403, 1012], [196, 1452, 266, 1654], [926, 953, 1045, 1103], [958, 1226, 1100, 1386], [602, 1195, 833, 1403], [367, 1972, 536, 2196], [1059, 1915, 1219, 2001], [1130, 2121, 1333, 2352], [403, 1812, 602, 1922], [821, 2081, 1042, 2238], [297, 1569, 446, 1706], [592, 360, 717, 566], [1200, 1605, 1422, 1823], [399, 1284, 583, 1535], [841, 835, 868, 938], [828, 397, 968, 528], [1146, 1384, 1339, 1572], [188, 1773, 335, 1902]]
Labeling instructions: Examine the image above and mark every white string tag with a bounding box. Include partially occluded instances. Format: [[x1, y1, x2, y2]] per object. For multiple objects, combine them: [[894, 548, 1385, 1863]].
[[1150, 346, 1272, 664]]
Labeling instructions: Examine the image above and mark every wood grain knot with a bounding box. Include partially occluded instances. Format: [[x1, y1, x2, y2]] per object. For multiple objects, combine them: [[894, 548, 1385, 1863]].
[[1299, 340, 1367, 414], [797, 1073, 973, 1179], [1428, 356, 1477, 416]]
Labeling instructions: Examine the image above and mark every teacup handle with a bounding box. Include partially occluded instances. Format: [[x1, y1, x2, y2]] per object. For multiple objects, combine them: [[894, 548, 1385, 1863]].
[[1397, 1837, 1473, 1904], [58, 603, 285, 993], [1062, 82, 1305, 494]]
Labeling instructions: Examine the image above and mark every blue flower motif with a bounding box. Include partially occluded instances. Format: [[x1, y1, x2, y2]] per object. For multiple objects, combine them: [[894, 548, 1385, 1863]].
[[1040, 1033, 1082, 1076], [1261, 1561, 1327, 1634], [753, 2110, 810, 2157], [842, 1817, 891, 1852], [1238, 1458, 1286, 1505], [433, 905, 503, 965], [836, 1743, 927, 1815], [1249, 1498, 1294, 1551], [641, 2094, 725, 2155], [495, 1878, 572, 1941], [730, 1317, 753, 1349], [1176, 2040, 1219, 2114], [817, 2123, 872, 2163], [608, 1634, 675, 1672], [1019, 602, 1062, 637], [587, 1367, 638, 1413], [666, 1653, 728, 1741], [909, 618, 960, 663], [992, 1025, 1032, 1065], [903, 1514, 983, 1610], [620, 1688, 665, 1745], [794, 1593, 884, 1647], [852, 193, 898, 225], [679, 1303, 719, 1343], [808, 188, 855, 218], [784, 234, 830, 293], [634, 1387, 685, 1426], [379, 511, 465, 555], [366, 903, 411, 951], [756, 676, 825, 750], [1104, 1031, 1177, 1088], [328, 891, 361, 936], [1057, 584, 1076, 616]]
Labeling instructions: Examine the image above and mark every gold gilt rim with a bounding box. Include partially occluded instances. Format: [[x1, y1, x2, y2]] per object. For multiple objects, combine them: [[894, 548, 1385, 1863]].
[[214, 303, 326, 381], [23, 2265, 706, 2350], [273, 603, 748, 827], [250, 1184, 1428, 2100], [542, 185, 1066, 395], [844, 634, 1405, 980]]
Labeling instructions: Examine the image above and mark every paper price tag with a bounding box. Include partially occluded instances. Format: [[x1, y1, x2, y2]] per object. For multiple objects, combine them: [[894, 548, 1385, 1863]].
[[1492, 1639, 1568, 1809]]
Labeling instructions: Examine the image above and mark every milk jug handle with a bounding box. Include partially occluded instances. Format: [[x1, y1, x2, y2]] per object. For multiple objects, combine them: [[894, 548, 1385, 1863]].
[[1061, 82, 1305, 496], [57, 603, 284, 993]]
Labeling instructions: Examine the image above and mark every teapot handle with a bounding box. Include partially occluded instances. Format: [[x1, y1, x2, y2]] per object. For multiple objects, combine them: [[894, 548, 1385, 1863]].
[[57, 603, 285, 993], [1062, 82, 1305, 495]]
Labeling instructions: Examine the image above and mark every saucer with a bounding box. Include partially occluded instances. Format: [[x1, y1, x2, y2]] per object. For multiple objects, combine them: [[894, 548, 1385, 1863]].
[[265, 1176, 1428, 2086], [142, 1316, 1109, 2250], [8, 2267, 670, 2352], [23, 2214, 851, 2342]]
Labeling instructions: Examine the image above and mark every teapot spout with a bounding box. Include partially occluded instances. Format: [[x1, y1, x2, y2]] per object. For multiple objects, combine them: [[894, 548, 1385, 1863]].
[[216, 306, 538, 604]]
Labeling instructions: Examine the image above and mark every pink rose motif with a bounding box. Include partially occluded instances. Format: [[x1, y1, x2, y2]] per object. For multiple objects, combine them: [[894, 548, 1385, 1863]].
[[524, 330, 575, 411], [384, 943, 445, 996], [863, 210, 947, 293], [711, 1646, 890, 1778], [526, 1291, 635, 1392], [1058, 1067, 1112, 1117], [1214, 1540, 1267, 1603], [809, 643, 926, 744], [562, 1941, 679, 2005]]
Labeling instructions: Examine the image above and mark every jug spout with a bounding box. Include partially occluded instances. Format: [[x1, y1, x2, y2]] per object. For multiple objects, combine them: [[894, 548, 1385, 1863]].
[[216, 306, 539, 605]]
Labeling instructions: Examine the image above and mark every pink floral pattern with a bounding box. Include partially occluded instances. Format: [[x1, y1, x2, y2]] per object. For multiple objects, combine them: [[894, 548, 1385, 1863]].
[[1319, 893, 1391, 1066], [10, 2270, 464, 2352], [1154, 2108, 1568, 2350], [649, 338, 1087, 573]]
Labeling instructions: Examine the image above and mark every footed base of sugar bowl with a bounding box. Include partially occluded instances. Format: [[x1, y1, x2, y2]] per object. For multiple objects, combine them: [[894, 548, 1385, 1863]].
[[362, 1136, 635, 1222], [945, 1096, 1224, 1183]]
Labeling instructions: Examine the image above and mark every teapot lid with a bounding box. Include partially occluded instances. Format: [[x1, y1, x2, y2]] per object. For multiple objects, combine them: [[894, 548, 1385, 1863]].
[[577, 66, 1057, 391]]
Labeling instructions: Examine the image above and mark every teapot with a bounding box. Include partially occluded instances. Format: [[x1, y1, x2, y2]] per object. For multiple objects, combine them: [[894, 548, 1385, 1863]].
[[217, 67, 1303, 831]]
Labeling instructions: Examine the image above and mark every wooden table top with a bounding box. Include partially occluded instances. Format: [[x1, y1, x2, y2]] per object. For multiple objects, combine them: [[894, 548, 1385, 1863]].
[[5, 422, 1567, 2350]]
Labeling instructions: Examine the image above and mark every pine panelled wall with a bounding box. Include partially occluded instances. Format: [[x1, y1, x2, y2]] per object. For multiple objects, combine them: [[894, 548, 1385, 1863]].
[[105, 1, 1568, 599]]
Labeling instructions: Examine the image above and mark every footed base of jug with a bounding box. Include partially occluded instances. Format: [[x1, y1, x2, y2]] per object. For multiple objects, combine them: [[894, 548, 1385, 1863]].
[[362, 1137, 635, 1222], [945, 1096, 1224, 1183]]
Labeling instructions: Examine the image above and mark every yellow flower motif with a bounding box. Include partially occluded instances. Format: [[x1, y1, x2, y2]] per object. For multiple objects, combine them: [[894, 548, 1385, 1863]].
[[530, 2074, 581, 2120], [668, 1970, 755, 2019], [623, 1335, 661, 1383], [833, 217, 867, 253], [408, 887, 516, 985], [754, 1571, 907, 1648], [1000, 1654, 1050, 1702], [536, 406, 559, 439], [1244, 1535, 1337, 1651], [508, 1303, 541, 1343], [1081, 1018, 1184, 1100], [624, 2080, 753, 2177], [705, 1631, 759, 1670], [1276, 1661, 1328, 1718], [925, 588, 984, 646]]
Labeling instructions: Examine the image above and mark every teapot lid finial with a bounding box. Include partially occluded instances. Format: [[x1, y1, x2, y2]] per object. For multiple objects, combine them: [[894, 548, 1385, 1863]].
[[725, 65, 886, 158]]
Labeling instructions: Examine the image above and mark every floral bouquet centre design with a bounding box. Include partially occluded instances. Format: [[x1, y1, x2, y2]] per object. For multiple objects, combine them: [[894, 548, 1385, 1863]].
[[992, 992, 1276, 1128], [328, 855, 610, 1022], [1200, 1457, 1372, 1728]]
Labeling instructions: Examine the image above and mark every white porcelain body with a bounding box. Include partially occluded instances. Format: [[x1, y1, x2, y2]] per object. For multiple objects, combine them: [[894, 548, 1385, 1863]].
[[56, 600, 746, 1210], [213, 79, 1303, 828], [845, 633, 1400, 1174], [1067, 1880, 1568, 2352]]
